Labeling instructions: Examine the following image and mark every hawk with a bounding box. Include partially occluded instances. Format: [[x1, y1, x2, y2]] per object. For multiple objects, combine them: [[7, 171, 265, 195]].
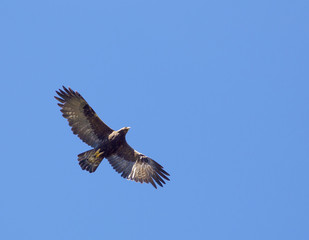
[[55, 86, 170, 188]]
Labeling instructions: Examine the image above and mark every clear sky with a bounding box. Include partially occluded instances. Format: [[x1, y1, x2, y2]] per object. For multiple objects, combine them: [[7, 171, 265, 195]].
[[0, 1, 308, 239]]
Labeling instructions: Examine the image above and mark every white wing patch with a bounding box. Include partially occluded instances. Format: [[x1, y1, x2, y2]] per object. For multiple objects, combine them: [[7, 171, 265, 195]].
[[107, 152, 170, 188]]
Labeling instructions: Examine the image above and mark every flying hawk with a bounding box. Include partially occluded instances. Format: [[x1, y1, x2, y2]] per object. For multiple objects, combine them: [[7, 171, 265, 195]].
[[55, 86, 170, 188]]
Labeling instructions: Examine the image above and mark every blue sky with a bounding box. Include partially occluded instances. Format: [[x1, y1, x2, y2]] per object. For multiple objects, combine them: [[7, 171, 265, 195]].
[[0, 0, 308, 239]]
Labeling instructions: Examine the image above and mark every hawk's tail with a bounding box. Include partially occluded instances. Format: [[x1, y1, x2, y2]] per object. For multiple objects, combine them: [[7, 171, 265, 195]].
[[77, 149, 104, 173]]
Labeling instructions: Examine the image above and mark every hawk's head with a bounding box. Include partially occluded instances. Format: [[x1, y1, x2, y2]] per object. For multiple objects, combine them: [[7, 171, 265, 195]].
[[119, 127, 130, 134]]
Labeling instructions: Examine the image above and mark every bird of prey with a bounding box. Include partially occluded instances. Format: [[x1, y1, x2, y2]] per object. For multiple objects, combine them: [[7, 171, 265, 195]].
[[55, 86, 170, 188]]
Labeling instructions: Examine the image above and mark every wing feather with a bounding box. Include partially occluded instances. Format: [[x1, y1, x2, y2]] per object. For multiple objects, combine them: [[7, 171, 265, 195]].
[[55, 86, 113, 147], [107, 142, 170, 188]]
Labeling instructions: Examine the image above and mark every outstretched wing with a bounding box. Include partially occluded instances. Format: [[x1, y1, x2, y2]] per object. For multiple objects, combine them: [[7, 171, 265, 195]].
[[55, 86, 113, 148], [107, 142, 170, 188]]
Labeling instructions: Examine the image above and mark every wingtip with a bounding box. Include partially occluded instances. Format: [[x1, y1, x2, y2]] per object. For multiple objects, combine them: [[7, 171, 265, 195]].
[[149, 179, 157, 189], [54, 96, 65, 103]]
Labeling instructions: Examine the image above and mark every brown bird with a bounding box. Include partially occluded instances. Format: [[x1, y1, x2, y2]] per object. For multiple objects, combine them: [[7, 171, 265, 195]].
[[55, 86, 170, 188]]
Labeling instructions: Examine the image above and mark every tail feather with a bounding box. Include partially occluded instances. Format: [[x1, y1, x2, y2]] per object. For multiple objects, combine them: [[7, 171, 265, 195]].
[[78, 149, 104, 173]]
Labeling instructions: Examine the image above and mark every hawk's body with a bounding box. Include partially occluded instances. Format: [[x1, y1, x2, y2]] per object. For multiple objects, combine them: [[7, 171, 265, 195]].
[[55, 86, 169, 188]]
